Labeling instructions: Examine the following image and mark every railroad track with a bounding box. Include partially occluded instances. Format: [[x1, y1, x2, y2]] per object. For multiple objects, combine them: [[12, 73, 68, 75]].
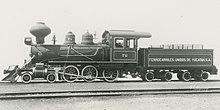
[[1, 88, 220, 100]]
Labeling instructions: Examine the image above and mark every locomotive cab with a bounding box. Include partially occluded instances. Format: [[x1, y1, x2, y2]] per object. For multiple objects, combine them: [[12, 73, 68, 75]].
[[113, 36, 137, 62], [102, 30, 151, 63]]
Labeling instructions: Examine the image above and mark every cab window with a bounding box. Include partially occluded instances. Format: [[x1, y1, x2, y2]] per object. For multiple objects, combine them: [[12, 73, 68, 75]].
[[126, 38, 135, 49], [115, 38, 124, 48]]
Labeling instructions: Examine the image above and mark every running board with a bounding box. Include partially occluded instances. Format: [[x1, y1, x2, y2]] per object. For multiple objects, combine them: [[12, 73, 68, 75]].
[[57, 72, 113, 79]]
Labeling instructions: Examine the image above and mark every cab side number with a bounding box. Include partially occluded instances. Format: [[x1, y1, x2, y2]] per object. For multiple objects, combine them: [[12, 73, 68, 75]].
[[122, 54, 128, 58]]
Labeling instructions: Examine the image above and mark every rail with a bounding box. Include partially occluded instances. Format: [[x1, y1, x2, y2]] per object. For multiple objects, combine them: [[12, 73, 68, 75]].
[[1, 88, 220, 100]]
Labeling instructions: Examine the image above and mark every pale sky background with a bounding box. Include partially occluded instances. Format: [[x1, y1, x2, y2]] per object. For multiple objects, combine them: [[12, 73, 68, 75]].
[[0, 0, 220, 79]]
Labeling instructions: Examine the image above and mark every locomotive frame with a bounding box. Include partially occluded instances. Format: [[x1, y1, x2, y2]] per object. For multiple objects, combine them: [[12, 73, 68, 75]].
[[2, 22, 218, 83]]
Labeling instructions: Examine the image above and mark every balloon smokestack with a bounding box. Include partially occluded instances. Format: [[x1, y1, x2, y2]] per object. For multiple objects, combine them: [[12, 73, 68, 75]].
[[30, 22, 51, 44]]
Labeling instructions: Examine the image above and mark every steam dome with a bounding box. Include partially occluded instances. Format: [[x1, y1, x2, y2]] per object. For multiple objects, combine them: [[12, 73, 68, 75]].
[[81, 32, 94, 45]]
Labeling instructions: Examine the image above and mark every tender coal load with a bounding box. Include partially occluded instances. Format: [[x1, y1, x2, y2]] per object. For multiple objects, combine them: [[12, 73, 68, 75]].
[[64, 32, 76, 45], [30, 22, 51, 44], [81, 32, 94, 45]]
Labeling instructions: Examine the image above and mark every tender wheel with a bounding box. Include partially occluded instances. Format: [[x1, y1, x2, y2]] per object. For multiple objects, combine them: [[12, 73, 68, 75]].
[[63, 65, 79, 83], [21, 72, 32, 84], [200, 72, 209, 81], [47, 73, 56, 83], [181, 72, 191, 82], [141, 72, 154, 82], [195, 72, 209, 81], [81, 65, 98, 82], [161, 72, 172, 81], [103, 70, 119, 82]]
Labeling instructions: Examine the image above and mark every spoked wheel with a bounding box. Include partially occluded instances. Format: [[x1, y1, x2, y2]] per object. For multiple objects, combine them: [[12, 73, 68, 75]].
[[141, 72, 154, 82], [81, 65, 98, 82], [195, 72, 209, 81], [47, 73, 56, 83], [103, 70, 119, 82], [161, 72, 173, 81], [63, 65, 79, 83], [181, 72, 191, 81], [21, 72, 32, 84]]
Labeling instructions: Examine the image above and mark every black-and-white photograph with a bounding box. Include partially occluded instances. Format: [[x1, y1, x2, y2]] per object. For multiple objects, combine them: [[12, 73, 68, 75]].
[[0, 0, 220, 110]]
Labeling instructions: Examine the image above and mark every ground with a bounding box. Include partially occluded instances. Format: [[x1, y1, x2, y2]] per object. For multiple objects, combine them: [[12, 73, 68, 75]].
[[0, 94, 220, 110], [0, 77, 220, 110]]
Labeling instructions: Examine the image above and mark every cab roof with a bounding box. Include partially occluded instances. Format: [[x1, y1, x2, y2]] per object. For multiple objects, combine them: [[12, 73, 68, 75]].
[[102, 30, 152, 38]]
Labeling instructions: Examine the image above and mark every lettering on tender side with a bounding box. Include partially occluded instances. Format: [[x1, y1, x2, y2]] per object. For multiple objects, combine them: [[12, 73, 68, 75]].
[[149, 58, 211, 62], [148, 54, 212, 66], [192, 58, 211, 62]]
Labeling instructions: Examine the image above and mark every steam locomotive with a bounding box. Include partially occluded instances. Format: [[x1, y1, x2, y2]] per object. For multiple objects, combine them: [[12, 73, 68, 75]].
[[2, 22, 218, 83]]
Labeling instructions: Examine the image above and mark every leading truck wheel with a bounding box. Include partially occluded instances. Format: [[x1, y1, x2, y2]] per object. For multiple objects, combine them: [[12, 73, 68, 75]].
[[103, 70, 119, 82], [141, 72, 154, 82], [63, 65, 79, 83], [21, 73, 32, 84], [47, 73, 56, 83]]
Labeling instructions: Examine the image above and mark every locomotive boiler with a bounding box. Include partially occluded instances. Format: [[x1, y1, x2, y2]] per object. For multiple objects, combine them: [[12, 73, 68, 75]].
[[2, 22, 218, 83]]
